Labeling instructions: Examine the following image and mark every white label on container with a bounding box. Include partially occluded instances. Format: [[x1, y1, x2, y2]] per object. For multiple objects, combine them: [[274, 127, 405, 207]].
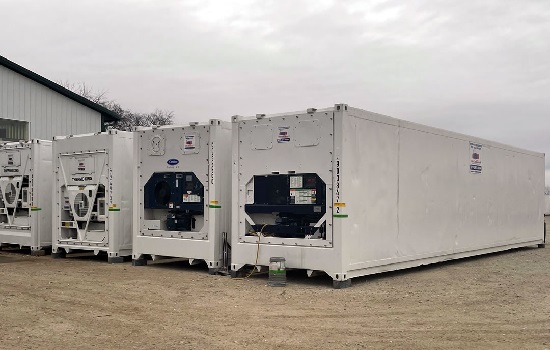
[[184, 135, 196, 150], [77, 158, 86, 172], [182, 194, 201, 202], [470, 142, 482, 174], [293, 189, 315, 204], [63, 197, 70, 210], [277, 126, 290, 143], [290, 176, 303, 189]]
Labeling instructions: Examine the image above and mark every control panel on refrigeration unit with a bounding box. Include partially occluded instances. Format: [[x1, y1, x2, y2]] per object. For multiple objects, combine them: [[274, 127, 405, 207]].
[[245, 173, 326, 239], [144, 172, 204, 231]]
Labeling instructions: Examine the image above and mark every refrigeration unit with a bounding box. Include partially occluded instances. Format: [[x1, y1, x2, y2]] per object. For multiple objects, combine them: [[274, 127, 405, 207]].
[[231, 104, 545, 288], [0, 140, 52, 254], [52, 130, 134, 263], [132, 121, 232, 274]]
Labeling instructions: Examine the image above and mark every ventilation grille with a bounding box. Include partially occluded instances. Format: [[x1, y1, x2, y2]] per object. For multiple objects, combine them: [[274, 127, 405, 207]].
[[4, 183, 17, 205], [73, 193, 90, 218]]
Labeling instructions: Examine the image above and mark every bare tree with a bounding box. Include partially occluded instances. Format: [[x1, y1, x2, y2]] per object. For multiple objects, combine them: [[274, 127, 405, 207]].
[[59, 80, 110, 105], [103, 102, 174, 131], [59, 81, 173, 130]]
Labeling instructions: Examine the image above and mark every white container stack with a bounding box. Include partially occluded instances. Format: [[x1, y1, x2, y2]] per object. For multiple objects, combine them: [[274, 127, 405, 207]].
[[52, 129, 134, 263], [230, 104, 545, 288], [0, 103, 542, 289], [132, 121, 232, 274], [0, 140, 52, 255]]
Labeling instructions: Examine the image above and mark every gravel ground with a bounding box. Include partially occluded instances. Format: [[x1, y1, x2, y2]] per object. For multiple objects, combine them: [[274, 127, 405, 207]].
[[1, 245, 549, 350]]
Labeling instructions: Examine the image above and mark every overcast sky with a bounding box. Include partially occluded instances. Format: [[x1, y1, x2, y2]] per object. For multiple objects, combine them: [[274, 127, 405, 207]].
[[1, 0, 549, 179]]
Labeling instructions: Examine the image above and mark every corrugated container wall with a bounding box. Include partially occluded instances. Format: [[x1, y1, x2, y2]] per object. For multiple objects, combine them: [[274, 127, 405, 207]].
[[231, 104, 545, 288], [0, 65, 101, 140]]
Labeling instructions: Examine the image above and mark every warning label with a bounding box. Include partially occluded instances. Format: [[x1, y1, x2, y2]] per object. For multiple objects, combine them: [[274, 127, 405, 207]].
[[277, 126, 290, 143], [77, 158, 86, 172], [184, 135, 196, 150], [289, 176, 303, 189], [470, 142, 482, 174], [182, 194, 201, 203], [290, 189, 316, 204]]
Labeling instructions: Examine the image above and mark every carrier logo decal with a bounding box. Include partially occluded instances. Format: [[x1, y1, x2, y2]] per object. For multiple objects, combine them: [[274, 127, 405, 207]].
[[277, 126, 290, 143], [72, 176, 93, 182], [167, 159, 179, 166], [469, 142, 483, 174], [4, 168, 19, 173]]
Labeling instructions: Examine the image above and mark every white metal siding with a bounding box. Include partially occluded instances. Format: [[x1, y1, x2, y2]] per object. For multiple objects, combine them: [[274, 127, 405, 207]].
[[232, 105, 544, 284], [340, 114, 399, 264], [342, 108, 544, 273], [0, 65, 102, 140]]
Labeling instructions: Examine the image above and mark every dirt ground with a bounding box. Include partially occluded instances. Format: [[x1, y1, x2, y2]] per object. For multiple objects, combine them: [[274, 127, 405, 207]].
[[1, 246, 549, 350]]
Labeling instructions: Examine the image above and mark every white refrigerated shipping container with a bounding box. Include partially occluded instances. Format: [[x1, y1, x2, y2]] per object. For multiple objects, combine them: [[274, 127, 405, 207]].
[[0, 140, 52, 254], [52, 130, 134, 263], [231, 104, 545, 288], [132, 121, 232, 274]]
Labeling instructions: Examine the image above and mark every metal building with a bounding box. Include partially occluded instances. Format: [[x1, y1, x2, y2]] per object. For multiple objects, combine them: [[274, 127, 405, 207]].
[[0, 55, 119, 141]]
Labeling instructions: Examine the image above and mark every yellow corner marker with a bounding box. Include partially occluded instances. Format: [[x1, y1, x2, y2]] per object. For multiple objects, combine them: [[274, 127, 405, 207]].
[[334, 202, 346, 207]]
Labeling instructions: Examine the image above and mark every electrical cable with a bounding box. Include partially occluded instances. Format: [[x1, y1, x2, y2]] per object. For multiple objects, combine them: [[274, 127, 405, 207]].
[[235, 224, 267, 279]]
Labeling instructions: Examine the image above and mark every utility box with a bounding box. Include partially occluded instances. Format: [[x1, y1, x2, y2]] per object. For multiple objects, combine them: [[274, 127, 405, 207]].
[[0, 140, 52, 254], [52, 130, 134, 263], [132, 121, 232, 274], [231, 104, 545, 288]]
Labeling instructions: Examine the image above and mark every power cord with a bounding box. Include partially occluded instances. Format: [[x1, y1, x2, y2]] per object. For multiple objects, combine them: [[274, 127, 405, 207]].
[[236, 224, 267, 279]]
